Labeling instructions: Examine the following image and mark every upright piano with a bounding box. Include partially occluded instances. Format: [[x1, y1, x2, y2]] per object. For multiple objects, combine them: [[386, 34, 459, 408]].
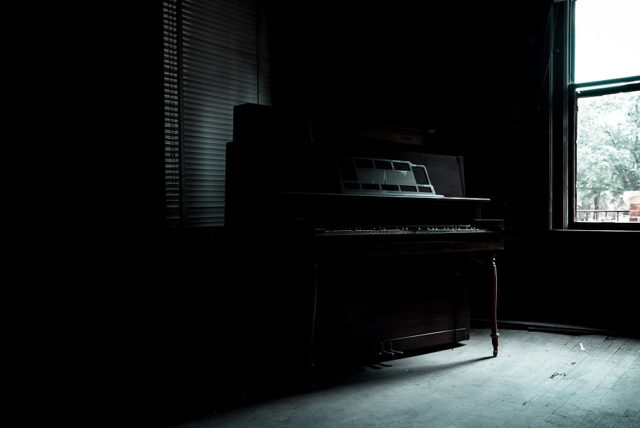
[[226, 103, 504, 384]]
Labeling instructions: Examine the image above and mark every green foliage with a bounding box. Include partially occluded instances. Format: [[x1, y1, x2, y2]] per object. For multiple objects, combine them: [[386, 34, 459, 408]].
[[576, 91, 640, 212]]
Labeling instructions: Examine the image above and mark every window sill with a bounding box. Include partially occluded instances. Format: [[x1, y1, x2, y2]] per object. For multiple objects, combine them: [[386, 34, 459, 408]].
[[549, 228, 639, 248], [551, 228, 639, 234]]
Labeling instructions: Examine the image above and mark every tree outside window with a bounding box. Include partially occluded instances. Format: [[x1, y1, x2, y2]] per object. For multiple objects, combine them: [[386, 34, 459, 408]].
[[575, 91, 640, 222]]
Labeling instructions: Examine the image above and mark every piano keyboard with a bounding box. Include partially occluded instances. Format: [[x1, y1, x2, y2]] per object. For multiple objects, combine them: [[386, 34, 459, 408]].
[[315, 225, 488, 236]]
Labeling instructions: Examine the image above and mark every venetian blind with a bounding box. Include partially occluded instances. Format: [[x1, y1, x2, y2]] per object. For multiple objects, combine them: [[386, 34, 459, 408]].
[[163, 0, 270, 227]]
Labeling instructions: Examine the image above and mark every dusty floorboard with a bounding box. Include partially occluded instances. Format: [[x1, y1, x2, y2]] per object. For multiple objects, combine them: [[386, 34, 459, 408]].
[[172, 328, 640, 427]]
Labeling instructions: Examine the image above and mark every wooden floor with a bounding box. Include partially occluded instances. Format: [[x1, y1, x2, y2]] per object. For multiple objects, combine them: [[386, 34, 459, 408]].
[[171, 328, 640, 427]]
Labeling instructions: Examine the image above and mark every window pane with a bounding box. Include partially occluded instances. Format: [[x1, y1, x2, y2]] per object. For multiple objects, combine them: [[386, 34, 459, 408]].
[[575, 0, 640, 83], [575, 91, 640, 222]]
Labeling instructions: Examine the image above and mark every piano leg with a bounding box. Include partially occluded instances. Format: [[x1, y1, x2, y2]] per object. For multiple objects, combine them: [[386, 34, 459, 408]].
[[490, 253, 499, 357], [308, 262, 319, 389]]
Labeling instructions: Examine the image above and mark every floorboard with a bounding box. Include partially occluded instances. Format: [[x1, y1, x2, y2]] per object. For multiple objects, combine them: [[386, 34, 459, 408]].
[[169, 328, 640, 427]]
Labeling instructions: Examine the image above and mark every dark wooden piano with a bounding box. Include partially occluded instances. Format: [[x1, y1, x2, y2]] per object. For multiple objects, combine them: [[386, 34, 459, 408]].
[[225, 103, 504, 387]]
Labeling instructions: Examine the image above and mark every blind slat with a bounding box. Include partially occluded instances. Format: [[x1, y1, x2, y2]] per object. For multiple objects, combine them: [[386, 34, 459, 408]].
[[183, 63, 258, 87], [183, 16, 257, 47], [184, 0, 256, 24], [183, 94, 256, 111], [182, 40, 258, 69]]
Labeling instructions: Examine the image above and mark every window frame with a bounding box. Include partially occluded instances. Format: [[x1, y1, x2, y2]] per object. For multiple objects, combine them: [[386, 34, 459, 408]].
[[551, 0, 640, 231]]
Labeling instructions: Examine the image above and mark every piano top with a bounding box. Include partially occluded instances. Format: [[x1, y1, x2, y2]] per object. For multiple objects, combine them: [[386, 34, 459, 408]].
[[281, 191, 491, 204]]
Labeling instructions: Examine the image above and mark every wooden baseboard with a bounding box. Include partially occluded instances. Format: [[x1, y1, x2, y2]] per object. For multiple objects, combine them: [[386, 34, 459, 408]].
[[471, 319, 618, 336]]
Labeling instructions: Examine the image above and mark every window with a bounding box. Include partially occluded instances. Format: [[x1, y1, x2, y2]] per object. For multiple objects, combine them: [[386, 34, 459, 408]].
[[552, 0, 639, 229], [163, 0, 271, 228]]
